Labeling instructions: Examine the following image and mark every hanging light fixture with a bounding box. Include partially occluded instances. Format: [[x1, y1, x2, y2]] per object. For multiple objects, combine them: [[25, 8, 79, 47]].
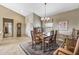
[[41, 3, 50, 22]]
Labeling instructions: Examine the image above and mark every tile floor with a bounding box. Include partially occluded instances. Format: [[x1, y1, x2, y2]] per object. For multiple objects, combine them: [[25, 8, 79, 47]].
[[0, 37, 31, 55]]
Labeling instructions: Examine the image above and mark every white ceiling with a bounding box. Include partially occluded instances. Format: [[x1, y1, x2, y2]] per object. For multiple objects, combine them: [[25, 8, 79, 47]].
[[1, 3, 79, 17]]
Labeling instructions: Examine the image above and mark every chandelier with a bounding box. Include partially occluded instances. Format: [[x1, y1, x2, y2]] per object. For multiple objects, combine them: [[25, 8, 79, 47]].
[[41, 3, 50, 22]]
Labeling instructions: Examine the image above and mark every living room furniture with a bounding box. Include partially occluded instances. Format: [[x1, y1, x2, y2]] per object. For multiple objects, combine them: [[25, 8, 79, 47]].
[[53, 37, 78, 55]]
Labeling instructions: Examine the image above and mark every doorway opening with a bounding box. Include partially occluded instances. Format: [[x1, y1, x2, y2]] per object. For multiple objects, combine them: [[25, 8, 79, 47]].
[[3, 18, 13, 38]]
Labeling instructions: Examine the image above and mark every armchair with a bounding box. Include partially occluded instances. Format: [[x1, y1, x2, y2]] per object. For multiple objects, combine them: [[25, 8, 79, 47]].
[[53, 37, 79, 55]]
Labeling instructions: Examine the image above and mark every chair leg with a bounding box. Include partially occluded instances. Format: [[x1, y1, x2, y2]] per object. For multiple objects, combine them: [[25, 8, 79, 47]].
[[34, 43, 37, 50], [51, 43, 53, 50], [32, 42, 34, 49], [48, 43, 50, 51], [43, 43, 46, 52], [41, 43, 42, 50]]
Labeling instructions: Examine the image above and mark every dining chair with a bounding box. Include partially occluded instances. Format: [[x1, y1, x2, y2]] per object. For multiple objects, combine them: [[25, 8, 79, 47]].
[[31, 31, 42, 50], [53, 30, 58, 43], [43, 30, 56, 52]]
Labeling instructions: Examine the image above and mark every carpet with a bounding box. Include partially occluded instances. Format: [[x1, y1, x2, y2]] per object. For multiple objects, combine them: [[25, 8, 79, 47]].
[[20, 41, 62, 55]]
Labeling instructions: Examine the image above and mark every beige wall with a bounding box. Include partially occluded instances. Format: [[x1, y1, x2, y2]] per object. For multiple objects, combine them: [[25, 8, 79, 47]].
[[52, 8, 79, 35], [0, 5, 25, 38], [25, 13, 41, 38], [25, 13, 33, 38], [33, 13, 41, 27]]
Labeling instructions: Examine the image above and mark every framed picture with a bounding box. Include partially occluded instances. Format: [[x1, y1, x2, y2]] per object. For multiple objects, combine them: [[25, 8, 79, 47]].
[[58, 21, 68, 31]]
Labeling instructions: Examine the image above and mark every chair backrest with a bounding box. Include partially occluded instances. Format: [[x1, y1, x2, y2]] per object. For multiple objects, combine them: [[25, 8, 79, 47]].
[[71, 28, 76, 39], [33, 28, 39, 34], [49, 30, 54, 40], [50, 30, 54, 35], [77, 30, 79, 39], [54, 30, 57, 40], [31, 31, 35, 41]]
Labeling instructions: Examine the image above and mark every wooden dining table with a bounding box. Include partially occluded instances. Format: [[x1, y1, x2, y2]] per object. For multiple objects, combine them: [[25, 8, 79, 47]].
[[35, 32, 52, 52]]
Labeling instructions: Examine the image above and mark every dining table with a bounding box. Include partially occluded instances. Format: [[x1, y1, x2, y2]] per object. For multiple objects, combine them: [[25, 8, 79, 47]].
[[35, 32, 53, 52]]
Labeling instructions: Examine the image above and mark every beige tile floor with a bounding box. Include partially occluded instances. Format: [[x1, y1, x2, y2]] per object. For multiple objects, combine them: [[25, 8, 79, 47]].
[[0, 37, 31, 55]]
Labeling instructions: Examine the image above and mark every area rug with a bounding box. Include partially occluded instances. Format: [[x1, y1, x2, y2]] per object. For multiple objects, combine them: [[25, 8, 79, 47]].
[[20, 41, 62, 55]]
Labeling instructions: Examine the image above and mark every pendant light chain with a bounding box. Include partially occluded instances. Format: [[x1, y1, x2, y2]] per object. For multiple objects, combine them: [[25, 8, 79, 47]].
[[41, 3, 50, 22], [45, 3, 46, 18]]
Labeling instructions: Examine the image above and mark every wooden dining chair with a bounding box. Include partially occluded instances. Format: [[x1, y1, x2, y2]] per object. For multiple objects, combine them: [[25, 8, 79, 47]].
[[53, 30, 57, 43], [77, 30, 79, 39], [43, 35, 53, 52], [31, 31, 42, 50], [50, 30, 54, 36], [43, 30, 57, 52]]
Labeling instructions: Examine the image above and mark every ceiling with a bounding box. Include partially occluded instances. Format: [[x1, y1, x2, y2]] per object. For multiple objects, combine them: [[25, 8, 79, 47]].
[[1, 3, 79, 17]]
